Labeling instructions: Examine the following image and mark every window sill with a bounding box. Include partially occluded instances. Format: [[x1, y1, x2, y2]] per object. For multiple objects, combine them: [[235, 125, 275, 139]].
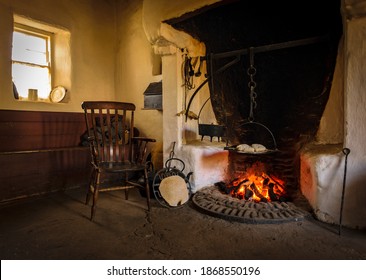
[[16, 98, 68, 104]]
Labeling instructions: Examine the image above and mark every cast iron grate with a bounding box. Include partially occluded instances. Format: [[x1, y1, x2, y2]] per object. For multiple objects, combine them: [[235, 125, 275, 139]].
[[192, 185, 310, 224]]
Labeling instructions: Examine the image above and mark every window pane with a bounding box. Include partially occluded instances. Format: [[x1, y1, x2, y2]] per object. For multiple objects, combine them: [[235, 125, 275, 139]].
[[12, 63, 51, 99], [12, 31, 48, 66]]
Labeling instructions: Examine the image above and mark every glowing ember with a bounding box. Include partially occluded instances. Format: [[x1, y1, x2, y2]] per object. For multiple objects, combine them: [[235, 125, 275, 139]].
[[216, 162, 286, 202]]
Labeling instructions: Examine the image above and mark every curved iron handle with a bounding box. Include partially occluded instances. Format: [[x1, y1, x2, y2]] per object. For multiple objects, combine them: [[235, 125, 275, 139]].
[[185, 54, 241, 122], [237, 121, 278, 150]]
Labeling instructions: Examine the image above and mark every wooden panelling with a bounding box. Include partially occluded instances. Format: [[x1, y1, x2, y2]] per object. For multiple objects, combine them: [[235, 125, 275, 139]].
[[0, 110, 87, 152], [0, 110, 91, 203]]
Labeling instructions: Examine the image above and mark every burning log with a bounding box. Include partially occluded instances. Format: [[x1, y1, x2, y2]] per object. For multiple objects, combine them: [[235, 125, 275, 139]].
[[244, 187, 254, 200], [234, 179, 251, 199], [249, 183, 268, 202], [215, 181, 229, 193], [216, 178, 251, 199], [231, 185, 242, 198], [268, 174, 283, 187], [268, 183, 278, 201], [216, 169, 286, 202], [262, 177, 270, 185]]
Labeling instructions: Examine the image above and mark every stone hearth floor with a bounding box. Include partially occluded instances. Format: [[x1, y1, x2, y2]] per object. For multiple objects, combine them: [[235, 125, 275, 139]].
[[192, 185, 310, 224], [0, 187, 366, 260]]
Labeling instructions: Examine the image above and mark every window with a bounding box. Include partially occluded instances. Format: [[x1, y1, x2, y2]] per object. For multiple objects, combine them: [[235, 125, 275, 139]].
[[11, 14, 71, 104], [12, 24, 52, 101]]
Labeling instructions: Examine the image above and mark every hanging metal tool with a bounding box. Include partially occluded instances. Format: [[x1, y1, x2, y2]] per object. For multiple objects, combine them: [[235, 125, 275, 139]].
[[152, 142, 193, 208], [183, 55, 195, 90], [197, 97, 226, 142], [338, 147, 351, 236], [185, 54, 241, 121]]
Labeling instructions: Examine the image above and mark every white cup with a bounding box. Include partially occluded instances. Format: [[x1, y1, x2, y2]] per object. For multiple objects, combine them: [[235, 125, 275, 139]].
[[28, 89, 38, 101]]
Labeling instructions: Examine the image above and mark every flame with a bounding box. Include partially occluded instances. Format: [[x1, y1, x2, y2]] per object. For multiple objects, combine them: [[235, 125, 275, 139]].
[[228, 163, 286, 202]]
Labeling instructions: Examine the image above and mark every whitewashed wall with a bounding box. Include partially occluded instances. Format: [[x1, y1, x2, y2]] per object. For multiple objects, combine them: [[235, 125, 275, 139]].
[[0, 0, 116, 112]]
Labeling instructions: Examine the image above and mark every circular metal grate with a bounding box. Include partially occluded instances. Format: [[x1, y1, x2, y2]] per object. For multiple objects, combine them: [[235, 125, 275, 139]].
[[192, 185, 310, 224]]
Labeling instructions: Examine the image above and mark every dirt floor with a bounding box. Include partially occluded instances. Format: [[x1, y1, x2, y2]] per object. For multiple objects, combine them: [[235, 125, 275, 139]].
[[0, 187, 366, 260]]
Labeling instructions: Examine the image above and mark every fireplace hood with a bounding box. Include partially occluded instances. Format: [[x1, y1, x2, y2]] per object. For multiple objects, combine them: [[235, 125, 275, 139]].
[[166, 0, 343, 150]]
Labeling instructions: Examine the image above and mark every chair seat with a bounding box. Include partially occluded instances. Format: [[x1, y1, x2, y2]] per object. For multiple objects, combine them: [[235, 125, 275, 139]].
[[98, 161, 146, 173]]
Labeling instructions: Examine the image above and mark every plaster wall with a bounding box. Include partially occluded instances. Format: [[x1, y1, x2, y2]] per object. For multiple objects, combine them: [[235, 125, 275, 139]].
[[142, 0, 221, 45], [300, 145, 345, 225], [0, 0, 116, 112], [342, 14, 366, 229], [158, 49, 227, 190], [114, 0, 164, 168], [300, 0, 366, 229], [316, 40, 344, 144], [141, 0, 223, 154], [115, 0, 223, 168]]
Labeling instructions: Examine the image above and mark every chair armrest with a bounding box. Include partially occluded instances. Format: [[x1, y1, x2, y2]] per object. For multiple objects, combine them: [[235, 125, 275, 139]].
[[131, 137, 156, 164], [132, 137, 156, 143]]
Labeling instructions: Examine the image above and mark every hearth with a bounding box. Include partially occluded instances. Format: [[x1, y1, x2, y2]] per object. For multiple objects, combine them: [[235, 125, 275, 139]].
[[192, 185, 310, 224], [190, 147, 311, 223]]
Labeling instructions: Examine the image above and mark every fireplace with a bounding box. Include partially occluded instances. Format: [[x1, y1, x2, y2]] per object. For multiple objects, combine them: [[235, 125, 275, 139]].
[[162, 0, 341, 220], [191, 142, 312, 224], [223, 154, 288, 203], [143, 0, 366, 229]]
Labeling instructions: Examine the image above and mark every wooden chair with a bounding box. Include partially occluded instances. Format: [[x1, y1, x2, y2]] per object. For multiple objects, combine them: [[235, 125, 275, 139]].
[[81, 101, 156, 220]]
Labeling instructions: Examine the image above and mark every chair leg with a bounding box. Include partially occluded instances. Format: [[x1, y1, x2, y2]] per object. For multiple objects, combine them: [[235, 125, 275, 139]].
[[85, 188, 91, 205], [91, 186, 99, 221], [90, 172, 101, 221], [85, 169, 96, 205], [125, 188, 129, 200]]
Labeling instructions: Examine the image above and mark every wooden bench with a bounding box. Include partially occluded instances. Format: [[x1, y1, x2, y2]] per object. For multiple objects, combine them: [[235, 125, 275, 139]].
[[0, 110, 91, 203]]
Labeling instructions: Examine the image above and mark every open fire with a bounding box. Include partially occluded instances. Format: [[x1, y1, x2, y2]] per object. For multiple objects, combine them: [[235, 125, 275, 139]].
[[216, 162, 286, 202], [193, 155, 309, 223]]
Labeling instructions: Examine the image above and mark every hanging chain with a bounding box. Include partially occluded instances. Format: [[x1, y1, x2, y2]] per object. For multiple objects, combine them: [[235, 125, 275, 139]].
[[247, 47, 257, 122]]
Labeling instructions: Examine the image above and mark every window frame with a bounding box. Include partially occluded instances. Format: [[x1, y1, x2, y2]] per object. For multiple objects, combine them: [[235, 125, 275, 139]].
[[12, 23, 53, 101], [12, 14, 71, 104]]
